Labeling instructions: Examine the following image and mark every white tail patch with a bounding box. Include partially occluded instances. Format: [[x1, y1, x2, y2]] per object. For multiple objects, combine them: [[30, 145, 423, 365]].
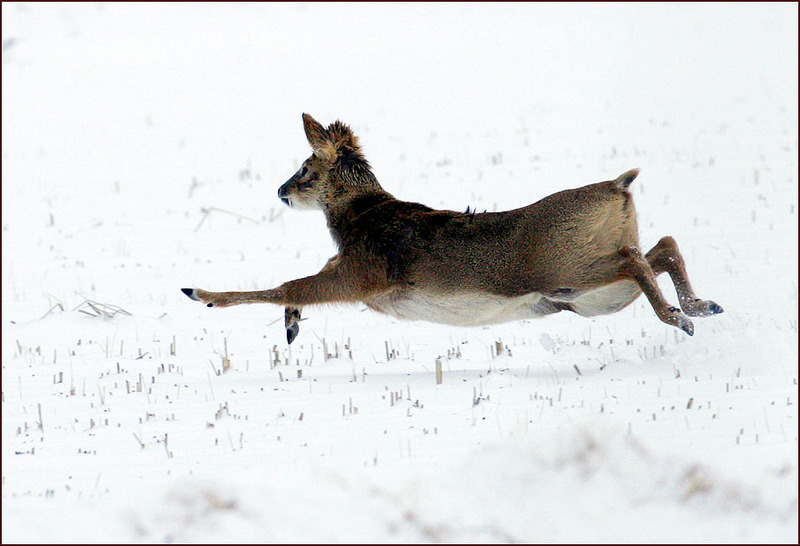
[[614, 168, 640, 191]]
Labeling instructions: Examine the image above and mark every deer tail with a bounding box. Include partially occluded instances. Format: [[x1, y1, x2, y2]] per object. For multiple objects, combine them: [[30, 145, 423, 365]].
[[612, 168, 640, 191]]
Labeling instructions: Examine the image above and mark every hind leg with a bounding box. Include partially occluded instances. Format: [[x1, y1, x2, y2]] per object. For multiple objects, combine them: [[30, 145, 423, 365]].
[[617, 246, 695, 335], [645, 236, 723, 317]]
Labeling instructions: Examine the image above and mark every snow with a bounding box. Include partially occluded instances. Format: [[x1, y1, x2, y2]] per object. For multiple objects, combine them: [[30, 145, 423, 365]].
[[2, 2, 797, 543]]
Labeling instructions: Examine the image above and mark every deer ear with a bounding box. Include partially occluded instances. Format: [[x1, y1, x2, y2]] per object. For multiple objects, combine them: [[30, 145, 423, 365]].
[[327, 120, 363, 160], [302, 113, 329, 150]]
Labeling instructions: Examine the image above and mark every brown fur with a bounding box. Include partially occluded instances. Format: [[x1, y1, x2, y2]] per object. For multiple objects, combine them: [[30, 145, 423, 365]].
[[183, 114, 722, 343]]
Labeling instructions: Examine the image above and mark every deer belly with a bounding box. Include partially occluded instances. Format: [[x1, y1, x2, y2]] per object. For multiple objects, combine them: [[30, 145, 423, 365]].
[[366, 290, 548, 326], [561, 280, 641, 317]]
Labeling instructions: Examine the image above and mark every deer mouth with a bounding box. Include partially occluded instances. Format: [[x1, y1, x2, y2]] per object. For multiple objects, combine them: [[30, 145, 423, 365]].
[[278, 184, 293, 207]]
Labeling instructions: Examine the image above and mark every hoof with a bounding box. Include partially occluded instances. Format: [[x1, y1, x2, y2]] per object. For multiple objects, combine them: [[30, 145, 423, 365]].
[[181, 288, 200, 301], [679, 318, 695, 336], [284, 307, 302, 345], [667, 307, 694, 336], [286, 323, 300, 344], [684, 298, 725, 317]]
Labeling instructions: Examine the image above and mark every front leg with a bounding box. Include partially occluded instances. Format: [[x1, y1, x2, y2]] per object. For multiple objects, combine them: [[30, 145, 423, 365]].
[[182, 289, 303, 343], [183, 253, 389, 345], [183, 254, 380, 306], [280, 255, 340, 343], [284, 306, 302, 344]]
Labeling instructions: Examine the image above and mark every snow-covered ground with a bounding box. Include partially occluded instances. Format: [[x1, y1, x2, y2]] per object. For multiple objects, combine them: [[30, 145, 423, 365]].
[[2, 2, 797, 543]]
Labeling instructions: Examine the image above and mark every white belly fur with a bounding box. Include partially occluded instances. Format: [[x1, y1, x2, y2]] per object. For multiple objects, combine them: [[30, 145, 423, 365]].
[[366, 280, 642, 326], [367, 290, 549, 326], [561, 280, 642, 317]]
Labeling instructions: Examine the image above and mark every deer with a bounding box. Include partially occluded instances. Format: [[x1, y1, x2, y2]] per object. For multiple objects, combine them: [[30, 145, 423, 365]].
[[182, 113, 723, 344]]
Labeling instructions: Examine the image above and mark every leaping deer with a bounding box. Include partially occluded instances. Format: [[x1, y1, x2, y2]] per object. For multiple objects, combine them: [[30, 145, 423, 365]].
[[183, 114, 723, 344]]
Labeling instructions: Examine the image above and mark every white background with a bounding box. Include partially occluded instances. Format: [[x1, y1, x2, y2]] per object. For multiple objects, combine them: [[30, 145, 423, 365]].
[[2, 2, 797, 542]]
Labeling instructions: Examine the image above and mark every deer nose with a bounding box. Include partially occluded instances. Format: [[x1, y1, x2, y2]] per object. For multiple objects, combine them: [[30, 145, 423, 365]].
[[277, 183, 291, 205]]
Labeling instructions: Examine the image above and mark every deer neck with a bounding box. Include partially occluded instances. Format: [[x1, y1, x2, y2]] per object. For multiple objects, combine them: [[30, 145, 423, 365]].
[[324, 190, 394, 248]]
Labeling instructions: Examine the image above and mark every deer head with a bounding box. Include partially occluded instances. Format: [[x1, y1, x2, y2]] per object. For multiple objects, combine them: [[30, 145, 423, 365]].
[[277, 113, 382, 212]]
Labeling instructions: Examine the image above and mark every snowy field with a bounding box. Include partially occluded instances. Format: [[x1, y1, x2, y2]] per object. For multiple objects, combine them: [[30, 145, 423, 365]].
[[2, 2, 798, 543]]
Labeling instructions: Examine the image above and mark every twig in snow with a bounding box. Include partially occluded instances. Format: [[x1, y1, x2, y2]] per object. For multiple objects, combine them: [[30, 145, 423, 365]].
[[73, 299, 131, 319], [40, 303, 64, 319], [194, 206, 260, 232]]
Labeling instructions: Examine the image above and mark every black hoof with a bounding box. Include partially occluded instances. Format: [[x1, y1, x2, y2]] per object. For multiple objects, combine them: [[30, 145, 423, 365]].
[[683, 298, 725, 317], [286, 323, 299, 344], [695, 300, 724, 317], [181, 288, 199, 301], [668, 308, 694, 336], [678, 316, 695, 336], [284, 307, 301, 344]]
